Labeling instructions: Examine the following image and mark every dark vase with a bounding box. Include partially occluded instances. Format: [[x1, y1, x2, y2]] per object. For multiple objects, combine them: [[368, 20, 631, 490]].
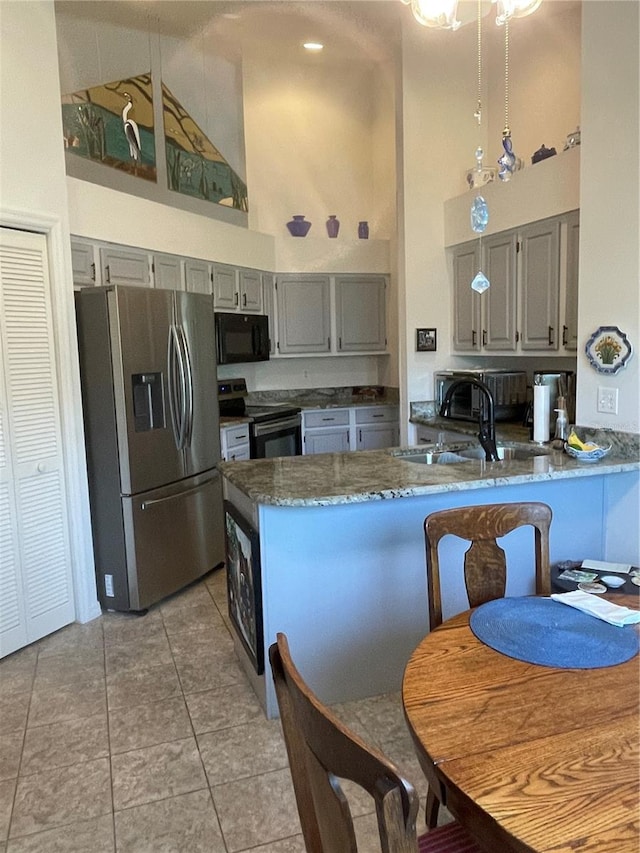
[[286, 215, 312, 237], [326, 215, 340, 238], [358, 221, 369, 239]]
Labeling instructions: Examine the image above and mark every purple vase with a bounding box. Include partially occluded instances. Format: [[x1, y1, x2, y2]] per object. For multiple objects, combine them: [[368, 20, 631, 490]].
[[287, 215, 312, 237], [326, 215, 340, 238], [358, 221, 369, 239]]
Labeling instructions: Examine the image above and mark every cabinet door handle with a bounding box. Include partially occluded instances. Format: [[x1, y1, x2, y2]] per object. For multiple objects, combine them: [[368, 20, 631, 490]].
[[327, 337, 331, 349], [243, 292, 247, 306], [105, 265, 111, 283], [562, 325, 568, 346], [234, 292, 239, 306], [548, 326, 554, 346], [482, 329, 487, 346], [90, 262, 96, 282], [472, 330, 477, 346]]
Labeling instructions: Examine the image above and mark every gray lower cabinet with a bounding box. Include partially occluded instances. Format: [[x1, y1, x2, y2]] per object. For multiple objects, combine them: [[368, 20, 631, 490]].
[[220, 423, 251, 461], [415, 425, 477, 445], [302, 408, 350, 454], [153, 253, 183, 291], [303, 406, 399, 454], [276, 275, 331, 354], [355, 406, 399, 450], [563, 211, 579, 350], [335, 275, 386, 352], [519, 219, 560, 350], [100, 246, 151, 287], [185, 259, 211, 294]]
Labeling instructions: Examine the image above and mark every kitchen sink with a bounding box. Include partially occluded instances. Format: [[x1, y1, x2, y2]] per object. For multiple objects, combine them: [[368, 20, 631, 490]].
[[394, 449, 472, 465], [394, 443, 551, 465], [457, 444, 550, 461]]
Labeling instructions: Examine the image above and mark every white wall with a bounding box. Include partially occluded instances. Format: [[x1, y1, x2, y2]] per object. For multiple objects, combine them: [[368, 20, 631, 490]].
[[0, 0, 99, 622], [577, 0, 639, 433]]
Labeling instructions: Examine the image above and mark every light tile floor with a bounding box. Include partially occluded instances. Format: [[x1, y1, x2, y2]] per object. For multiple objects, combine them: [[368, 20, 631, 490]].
[[0, 568, 448, 852]]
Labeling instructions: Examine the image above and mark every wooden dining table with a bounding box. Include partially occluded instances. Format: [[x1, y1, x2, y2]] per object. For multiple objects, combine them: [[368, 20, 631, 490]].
[[402, 592, 640, 853]]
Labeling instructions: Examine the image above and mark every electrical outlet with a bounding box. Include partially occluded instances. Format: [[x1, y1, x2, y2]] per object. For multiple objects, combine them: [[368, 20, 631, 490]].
[[597, 386, 618, 415]]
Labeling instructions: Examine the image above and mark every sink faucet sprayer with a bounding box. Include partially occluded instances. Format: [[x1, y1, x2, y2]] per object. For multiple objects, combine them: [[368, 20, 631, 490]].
[[439, 378, 499, 462]]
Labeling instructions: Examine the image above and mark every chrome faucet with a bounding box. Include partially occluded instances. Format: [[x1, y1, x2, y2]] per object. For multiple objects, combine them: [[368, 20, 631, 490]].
[[439, 377, 499, 461]]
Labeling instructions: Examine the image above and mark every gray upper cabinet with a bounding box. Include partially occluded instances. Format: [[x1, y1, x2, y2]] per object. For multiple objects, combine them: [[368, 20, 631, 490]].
[[184, 259, 211, 294], [452, 242, 481, 352], [152, 253, 183, 291], [276, 275, 331, 354], [239, 268, 262, 312], [213, 264, 263, 312], [519, 219, 560, 350], [335, 275, 386, 352], [262, 272, 276, 355], [212, 263, 238, 309], [483, 231, 518, 351], [451, 212, 578, 355], [563, 211, 580, 350], [100, 246, 151, 287], [71, 239, 97, 286]]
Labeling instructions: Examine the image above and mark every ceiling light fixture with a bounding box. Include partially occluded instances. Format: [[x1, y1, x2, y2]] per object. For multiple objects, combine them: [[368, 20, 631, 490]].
[[401, 0, 541, 29], [303, 42, 324, 52]]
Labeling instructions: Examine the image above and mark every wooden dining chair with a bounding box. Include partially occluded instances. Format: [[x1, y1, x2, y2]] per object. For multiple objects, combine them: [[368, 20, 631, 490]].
[[269, 632, 482, 853], [424, 501, 552, 631], [422, 501, 552, 829]]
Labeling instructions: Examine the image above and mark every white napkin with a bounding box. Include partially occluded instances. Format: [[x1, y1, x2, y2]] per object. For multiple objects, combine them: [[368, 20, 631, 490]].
[[551, 591, 640, 627]]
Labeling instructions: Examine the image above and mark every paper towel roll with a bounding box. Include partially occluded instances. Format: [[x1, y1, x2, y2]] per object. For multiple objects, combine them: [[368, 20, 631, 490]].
[[533, 384, 550, 443]]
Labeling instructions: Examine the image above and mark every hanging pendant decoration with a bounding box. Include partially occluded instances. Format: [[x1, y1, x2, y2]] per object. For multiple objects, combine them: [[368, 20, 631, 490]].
[[497, 18, 516, 181], [469, 1, 490, 292], [471, 271, 490, 294], [471, 195, 489, 233]]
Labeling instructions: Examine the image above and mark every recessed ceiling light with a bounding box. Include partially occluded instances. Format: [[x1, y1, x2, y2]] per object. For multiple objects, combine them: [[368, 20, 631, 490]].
[[303, 42, 324, 52]]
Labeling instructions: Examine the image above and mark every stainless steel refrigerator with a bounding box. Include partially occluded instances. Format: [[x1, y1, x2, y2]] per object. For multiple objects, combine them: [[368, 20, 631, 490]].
[[75, 285, 224, 612]]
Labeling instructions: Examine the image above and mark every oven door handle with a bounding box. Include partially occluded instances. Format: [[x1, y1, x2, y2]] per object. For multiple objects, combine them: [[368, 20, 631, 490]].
[[251, 415, 301, 437]]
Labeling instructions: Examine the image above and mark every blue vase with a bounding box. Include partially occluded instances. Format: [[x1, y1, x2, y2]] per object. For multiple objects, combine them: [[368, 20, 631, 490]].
[[326, 215, 340, 238], [287, 215, 311, 237], [358, 221, 369, 239]]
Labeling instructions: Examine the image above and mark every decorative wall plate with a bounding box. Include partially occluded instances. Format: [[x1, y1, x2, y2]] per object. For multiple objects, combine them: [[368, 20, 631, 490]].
[[585, 325, 632, 374]]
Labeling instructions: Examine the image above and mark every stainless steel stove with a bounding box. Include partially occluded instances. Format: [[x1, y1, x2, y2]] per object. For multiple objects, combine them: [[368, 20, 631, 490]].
[[217, 378, 302, 458]]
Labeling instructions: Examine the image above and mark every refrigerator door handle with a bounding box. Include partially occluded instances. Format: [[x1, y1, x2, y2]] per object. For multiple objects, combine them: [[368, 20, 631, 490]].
[[178, 323, 194, 448], [167, 323, 186, 449], [141, 473, 218, 509]]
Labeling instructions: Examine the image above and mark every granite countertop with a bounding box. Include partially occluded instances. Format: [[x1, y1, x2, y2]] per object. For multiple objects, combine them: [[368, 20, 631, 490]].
[[246, 385, 399, 411], [219, 439, 639, 507]]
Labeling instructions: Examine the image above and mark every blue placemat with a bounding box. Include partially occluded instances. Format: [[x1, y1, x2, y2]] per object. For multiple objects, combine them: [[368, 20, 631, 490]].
[[470, 597, 640, 669]]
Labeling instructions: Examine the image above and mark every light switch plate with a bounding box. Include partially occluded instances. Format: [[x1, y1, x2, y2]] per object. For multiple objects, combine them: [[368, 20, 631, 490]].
[[597, 386, 618, 414]]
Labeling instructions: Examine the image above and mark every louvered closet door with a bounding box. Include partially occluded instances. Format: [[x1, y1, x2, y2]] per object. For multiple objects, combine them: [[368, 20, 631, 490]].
[[0, 228, 75, 658]]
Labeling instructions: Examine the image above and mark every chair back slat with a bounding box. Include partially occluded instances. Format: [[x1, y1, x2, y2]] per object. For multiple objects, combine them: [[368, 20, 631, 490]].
[[463, 540, 507, 607]]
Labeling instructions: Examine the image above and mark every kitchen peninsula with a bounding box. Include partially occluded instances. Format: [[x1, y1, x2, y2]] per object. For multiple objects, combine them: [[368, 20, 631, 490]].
[[220, 432, 639, 718]]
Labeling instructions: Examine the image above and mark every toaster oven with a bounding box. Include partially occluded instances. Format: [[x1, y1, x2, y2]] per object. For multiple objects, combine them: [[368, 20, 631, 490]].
[[434, 369, 527, 422]]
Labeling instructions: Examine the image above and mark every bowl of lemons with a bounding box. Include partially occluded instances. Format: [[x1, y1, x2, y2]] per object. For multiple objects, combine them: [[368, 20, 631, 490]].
[[565, 430, 612, 462]]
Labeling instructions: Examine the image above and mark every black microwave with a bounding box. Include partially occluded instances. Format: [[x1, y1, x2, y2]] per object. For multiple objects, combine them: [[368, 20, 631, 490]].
[[215, 312, 270, 364]]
